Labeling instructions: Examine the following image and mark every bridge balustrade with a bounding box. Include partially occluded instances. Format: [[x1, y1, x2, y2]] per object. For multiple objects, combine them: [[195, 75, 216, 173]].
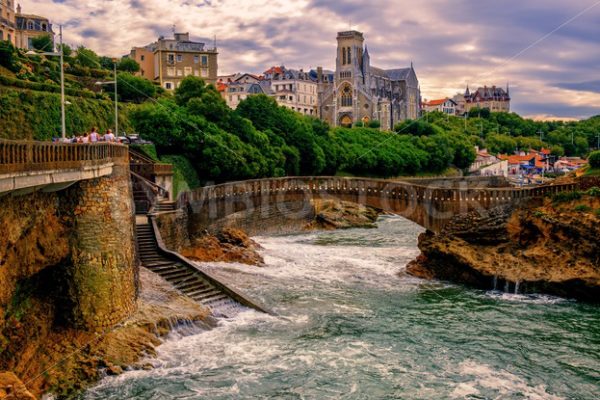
[[0, 139, 129, 174]]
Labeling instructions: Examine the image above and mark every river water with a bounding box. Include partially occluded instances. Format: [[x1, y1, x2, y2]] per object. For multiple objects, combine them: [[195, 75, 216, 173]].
[[84, 216, 600, 399]]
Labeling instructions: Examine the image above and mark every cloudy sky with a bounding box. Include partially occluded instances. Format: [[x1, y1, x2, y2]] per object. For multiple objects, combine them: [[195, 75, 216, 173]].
[[23, 0, 600, 119]]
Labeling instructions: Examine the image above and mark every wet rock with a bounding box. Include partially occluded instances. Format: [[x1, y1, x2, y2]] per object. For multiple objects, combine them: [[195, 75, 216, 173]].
[[407, 192, 600, 302], [306, 200, 381, 230], [0, 372, 36, 400], [181, 228, 264, 266]]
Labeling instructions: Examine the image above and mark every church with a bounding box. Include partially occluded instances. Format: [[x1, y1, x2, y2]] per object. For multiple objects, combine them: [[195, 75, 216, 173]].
[[316, 30, 420, 130]]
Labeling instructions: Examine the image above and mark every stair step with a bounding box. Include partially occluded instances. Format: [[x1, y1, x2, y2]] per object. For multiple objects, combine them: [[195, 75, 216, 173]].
[[161, 269, 194, 281], [186, 286, 214, 298], [146, 264, 179, 272], [203, 294, 230, 305], [175, 278, 204, 291], [196, 290, 224, 301]]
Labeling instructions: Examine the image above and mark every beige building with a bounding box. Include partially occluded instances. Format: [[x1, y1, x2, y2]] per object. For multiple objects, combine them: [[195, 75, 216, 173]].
[[15, 4, 54, 50], [130, 32, 218, 91], [129, 46, 155, 81], [463, 85, 511, 114], [0, 0, 16, 45], [264, 66, 318, 116]]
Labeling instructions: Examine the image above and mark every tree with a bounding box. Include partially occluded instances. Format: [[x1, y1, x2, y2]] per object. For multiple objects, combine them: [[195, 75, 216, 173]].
[[0, 41, 20, 72], [99, 56, 115, 70], [75, 46, 101, 68], [468, 107, 491, 119], [175, 76, 207, 105], [117, 57, 140, 73], [31, 35, 54, 52], [115, 73, 157, 103], [589, 151, 600, 168]]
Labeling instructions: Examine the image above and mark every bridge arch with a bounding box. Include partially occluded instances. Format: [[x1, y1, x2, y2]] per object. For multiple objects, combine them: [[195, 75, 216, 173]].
[[174, 176, 577, 235]]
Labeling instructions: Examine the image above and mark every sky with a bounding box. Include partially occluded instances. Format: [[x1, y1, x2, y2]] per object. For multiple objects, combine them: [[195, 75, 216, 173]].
[[21, 0, 600, 120]]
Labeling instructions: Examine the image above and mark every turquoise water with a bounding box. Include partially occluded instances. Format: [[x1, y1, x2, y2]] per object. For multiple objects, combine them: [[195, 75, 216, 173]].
[[84, 216, 600, 399]]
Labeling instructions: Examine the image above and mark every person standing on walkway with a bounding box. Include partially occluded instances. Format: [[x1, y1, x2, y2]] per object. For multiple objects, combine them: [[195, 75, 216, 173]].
[[104, 129, 115, 142], [89, 127, 99, 143]]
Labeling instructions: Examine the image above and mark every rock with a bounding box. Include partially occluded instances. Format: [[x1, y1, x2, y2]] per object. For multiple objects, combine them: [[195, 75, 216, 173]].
[[0, 372, 36, 400], [106, 364, 123, 376], [407, 192, 600, 302], [306, 200, 380, 230], [142, 363, 153, 371], [181, 228, 264, 266]]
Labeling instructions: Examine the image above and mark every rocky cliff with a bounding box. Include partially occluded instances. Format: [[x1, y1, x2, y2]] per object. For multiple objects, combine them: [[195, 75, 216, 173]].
[[407, 187, 600, 302]]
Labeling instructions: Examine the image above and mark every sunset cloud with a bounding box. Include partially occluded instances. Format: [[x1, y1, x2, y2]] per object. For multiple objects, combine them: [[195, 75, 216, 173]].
[[20, 0, 600, 119]]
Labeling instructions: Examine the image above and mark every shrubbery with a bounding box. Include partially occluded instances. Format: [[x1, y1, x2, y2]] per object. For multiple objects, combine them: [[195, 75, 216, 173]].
[[589, 151, 600, 168]]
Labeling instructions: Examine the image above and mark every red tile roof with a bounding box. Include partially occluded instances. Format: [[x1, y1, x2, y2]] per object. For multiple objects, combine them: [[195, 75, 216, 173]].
[[424, 98, 449, 107]]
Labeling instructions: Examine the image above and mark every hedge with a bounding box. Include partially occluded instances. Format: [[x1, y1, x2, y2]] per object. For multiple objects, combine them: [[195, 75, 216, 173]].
[[0, 74, 105, 99]]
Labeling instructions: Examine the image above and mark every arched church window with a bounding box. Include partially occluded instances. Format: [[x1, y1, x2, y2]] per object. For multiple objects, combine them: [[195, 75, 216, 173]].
[[27, 21, 34, 30], [341, 85, 352, 107], [347, 47, 351, 64], [342, 48, 346, 65]]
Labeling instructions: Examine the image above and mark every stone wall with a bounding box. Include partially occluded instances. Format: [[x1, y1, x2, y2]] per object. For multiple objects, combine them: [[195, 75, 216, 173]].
[[155, 209, 191, 252], [0, 159, 137, 333], [63, 161, 137, 329]]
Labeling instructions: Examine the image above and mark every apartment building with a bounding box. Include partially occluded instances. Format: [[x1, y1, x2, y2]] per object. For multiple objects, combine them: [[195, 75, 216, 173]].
[[0, 0, 16, 45]]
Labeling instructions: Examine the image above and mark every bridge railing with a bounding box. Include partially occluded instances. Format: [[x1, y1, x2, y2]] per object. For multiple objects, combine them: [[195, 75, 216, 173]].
[[0, 139, 129, 174]]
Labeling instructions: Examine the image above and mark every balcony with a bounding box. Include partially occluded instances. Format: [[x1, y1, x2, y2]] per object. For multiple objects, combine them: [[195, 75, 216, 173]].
[[0, 17, 15, 29]]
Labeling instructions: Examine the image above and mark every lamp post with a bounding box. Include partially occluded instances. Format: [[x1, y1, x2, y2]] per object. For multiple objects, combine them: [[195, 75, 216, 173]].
[[26, 24, 66, 139], [95, 59, 118, 137]]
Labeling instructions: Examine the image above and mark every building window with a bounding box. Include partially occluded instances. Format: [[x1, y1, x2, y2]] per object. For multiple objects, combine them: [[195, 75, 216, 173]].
[[27, 21, 34, 30], [201, 68, 208, 77], [341, 85, 352, 107], [201, 55, 208, 67], [194, 55, 199, 64], [167, 67, 176, 76], [184, 66, 192, 76], [41, 23, 47, 31], [342, 48, 346, 65], [165, 82, 173, 90], [347, 47, 351, 64], [194, 70, 199, 76], [167, 53, 175, 64], [177, 69, 183, 76], [141, 55, 145, 61], [177, 54, 183, 62]]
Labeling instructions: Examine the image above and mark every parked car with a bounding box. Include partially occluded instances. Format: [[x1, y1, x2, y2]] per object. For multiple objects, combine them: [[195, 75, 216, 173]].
[[117, 134, 153, 145]]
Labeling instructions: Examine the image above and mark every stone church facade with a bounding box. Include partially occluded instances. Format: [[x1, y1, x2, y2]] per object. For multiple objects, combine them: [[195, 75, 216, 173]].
[[317, 31, 420, 130]]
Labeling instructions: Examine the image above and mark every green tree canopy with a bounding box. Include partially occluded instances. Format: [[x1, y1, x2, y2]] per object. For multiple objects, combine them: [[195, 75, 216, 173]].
[[117, 57, 140, 73], [31, 35, 54, 52], [75, 46, 101, 68]]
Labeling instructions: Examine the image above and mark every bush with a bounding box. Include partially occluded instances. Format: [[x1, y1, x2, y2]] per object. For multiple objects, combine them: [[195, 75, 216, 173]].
[[589, 151, 600, 168], [574, 204, 591, 213], [160, 154, 201, 197], [586, 187, 600, 197], [552, 191, 582, 204]]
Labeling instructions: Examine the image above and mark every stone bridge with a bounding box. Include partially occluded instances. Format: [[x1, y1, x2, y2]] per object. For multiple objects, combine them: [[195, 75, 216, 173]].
[[176, 176, 578, 234], [0, 140, 127, 195]]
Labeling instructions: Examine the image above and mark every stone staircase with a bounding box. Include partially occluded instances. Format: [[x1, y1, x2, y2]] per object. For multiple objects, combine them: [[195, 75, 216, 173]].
[[136, 222, 247, 318]]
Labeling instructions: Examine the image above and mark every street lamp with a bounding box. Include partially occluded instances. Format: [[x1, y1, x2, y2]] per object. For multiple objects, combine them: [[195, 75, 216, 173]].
[[26, 24, 66, 139], [95, 59, 118, 137]]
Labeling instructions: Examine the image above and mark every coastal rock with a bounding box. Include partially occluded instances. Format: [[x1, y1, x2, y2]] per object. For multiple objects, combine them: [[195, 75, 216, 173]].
[[181, 228, 264, 266], [306, 200, 380, 230], [407, 191, 600, 302], [0, 372, 36, 400], [0, 269, 212, 399]]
